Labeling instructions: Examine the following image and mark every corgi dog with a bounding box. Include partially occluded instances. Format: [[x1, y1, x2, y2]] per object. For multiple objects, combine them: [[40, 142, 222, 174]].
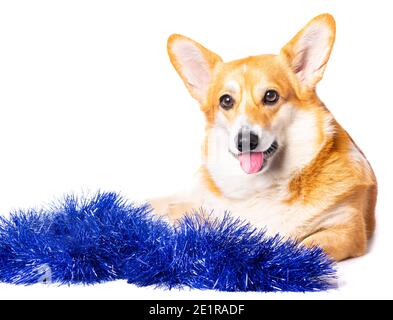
[[150, 14, 377, 261]]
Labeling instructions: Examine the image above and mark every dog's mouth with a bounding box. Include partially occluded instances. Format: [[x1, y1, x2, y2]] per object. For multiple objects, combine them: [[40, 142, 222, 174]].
[[229, 140, 279, 174]]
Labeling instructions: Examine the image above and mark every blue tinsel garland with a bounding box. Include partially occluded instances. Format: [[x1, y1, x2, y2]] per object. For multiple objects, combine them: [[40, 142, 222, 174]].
[[0, 191, 336, 291]]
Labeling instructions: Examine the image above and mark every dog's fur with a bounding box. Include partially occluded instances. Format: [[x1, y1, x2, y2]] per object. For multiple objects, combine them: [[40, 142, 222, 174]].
[[150, 14, 377, 261]]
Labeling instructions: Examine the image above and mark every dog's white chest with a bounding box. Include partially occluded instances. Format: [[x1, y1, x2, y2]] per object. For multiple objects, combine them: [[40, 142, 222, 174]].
[[200, 190, 314, 239]]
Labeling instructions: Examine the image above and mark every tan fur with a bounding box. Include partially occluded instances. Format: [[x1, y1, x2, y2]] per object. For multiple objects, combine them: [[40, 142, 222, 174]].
[[198, 166, 222, 197], [151, 14, 377, 261]]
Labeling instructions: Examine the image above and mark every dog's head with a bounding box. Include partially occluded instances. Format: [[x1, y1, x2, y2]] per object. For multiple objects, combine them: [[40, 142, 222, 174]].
[[167, 14, 336, 196]]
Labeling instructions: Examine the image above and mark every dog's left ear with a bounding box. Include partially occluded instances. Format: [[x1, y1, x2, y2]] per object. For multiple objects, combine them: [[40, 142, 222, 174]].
[[167, 34, 222, 105], [281, 14, 336, 90]]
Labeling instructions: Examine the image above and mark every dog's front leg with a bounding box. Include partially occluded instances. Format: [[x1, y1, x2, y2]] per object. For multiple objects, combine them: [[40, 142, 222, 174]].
[[148, 195, 198, 223]]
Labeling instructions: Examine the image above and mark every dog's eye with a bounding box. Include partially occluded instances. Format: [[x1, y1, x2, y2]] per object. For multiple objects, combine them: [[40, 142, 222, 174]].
[[263, 90, 279, 105], [219, 94, 235, 110]]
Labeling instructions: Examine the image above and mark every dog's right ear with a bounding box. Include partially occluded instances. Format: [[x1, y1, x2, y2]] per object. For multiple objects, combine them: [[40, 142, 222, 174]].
[[280, 14, 336, 90], [167, 34, 222, 105]]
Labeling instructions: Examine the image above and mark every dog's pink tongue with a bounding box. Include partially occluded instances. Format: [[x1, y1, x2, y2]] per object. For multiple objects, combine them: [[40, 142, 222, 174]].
[[239, 152, 264, 174]]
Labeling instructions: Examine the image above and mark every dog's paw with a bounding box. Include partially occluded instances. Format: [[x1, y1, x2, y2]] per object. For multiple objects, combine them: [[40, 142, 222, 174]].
[[148, 196, 196, 223]]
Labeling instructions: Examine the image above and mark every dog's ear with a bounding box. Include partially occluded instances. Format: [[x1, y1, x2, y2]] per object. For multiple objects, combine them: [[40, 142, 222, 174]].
[[167, 34, 222, 104], [281, 14, 336, 90]]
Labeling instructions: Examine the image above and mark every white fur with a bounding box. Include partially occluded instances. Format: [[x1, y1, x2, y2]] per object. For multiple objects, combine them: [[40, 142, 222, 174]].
[[194, 175, 353, 241], [272, 105, 321, 177], [196, 103, 333, 237], [223, 80, 240, 95]]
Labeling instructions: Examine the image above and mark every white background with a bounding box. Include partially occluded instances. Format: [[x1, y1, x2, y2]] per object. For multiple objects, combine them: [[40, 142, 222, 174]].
[[0, 0, 392, 300]]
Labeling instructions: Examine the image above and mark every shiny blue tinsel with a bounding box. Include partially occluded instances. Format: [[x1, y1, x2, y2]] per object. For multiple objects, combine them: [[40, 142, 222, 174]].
[[0, 192, 336, 291]]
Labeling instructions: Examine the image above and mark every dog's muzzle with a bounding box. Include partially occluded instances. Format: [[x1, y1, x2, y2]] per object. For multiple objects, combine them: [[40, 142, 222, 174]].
[[230, 127, 279, 174]]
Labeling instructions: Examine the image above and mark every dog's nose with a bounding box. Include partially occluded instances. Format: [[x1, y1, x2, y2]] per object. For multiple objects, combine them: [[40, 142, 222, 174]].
[[236, 130, 259, 152]]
